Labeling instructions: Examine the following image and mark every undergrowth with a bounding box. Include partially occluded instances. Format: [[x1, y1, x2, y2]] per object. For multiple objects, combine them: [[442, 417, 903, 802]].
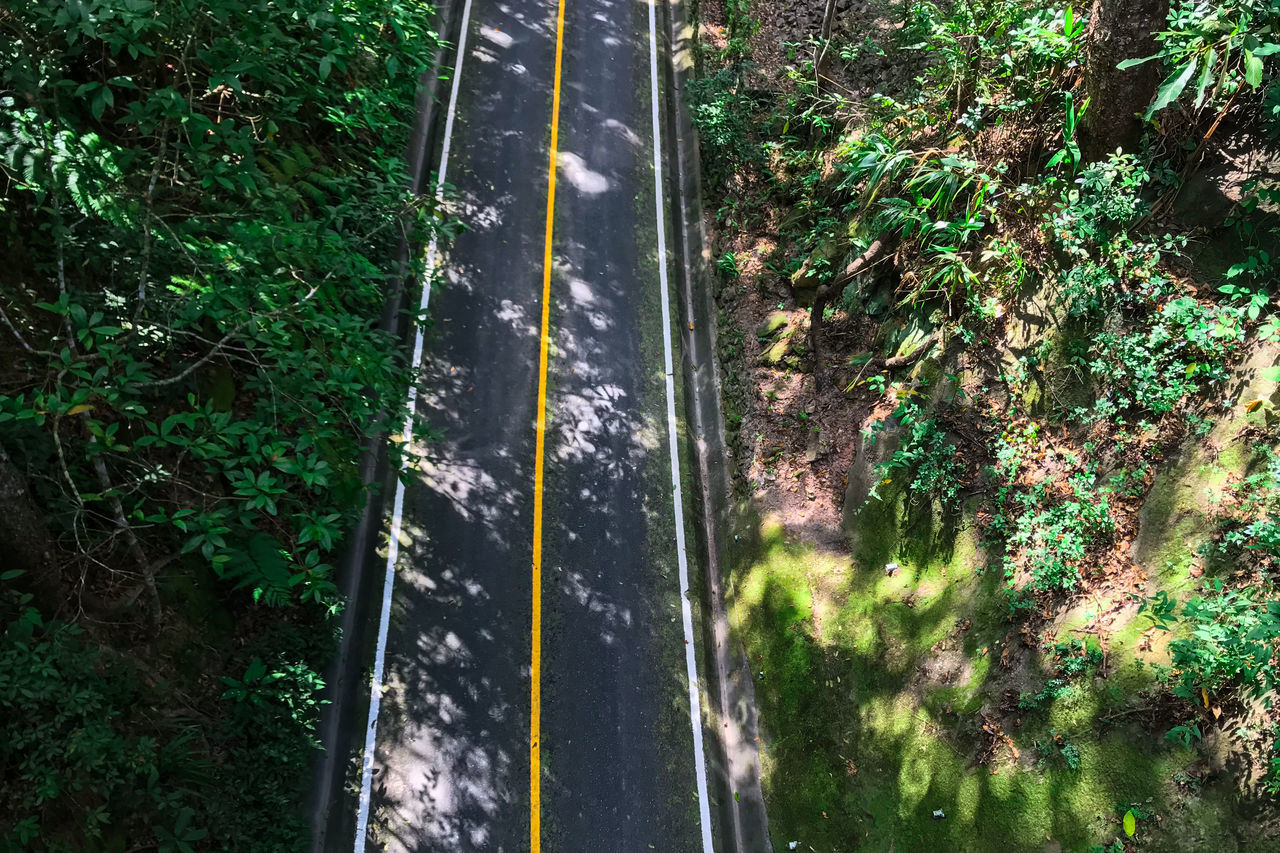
[[0, 0, 441, 849], [705, 0, 1280, 848]]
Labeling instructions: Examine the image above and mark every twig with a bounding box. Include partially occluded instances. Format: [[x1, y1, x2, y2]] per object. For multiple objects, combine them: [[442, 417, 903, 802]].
[[88, 436, 162, 621], [139, 281, 319, 388], [0, 303, 55, 358], [135, 123, 171, 316]]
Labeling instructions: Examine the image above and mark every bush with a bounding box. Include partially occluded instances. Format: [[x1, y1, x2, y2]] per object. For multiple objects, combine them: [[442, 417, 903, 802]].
[[1007, 473, 1114, 591], [1087, 296, 1241, 421], [689, 66, 762, 188], [869, 400, 965, 510], [0, 0, 441, 608], [0, 0, 440, 848], [1143, 580, 1280, 793]]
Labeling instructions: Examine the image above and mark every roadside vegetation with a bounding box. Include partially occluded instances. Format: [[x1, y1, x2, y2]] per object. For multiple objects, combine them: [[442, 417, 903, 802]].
[[696, 0, 1280, 848], [0, 1, 440, 849]]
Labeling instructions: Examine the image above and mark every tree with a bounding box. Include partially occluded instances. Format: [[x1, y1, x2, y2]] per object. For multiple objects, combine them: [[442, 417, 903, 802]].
[[1080, 0, 1170, 162], [0, 442, 63, 613]]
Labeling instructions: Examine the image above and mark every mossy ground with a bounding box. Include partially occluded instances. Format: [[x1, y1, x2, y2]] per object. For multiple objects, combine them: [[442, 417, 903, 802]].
[[728, 453, 1268, 851]]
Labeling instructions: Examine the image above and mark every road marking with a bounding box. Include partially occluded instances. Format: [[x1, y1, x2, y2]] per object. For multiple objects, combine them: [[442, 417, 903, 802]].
[[647, 0, 714, 848], [352, 2, 474, 847], [532, 0, 568, 846]]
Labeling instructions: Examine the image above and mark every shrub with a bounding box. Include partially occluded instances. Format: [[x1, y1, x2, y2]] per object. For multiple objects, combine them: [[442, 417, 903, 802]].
[[689, 66, 761, 188], [869, 400, 965, 510], [1007, 474, 1114, 591]]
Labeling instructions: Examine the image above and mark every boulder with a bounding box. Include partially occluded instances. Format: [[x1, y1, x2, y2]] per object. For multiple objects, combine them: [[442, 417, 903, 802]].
[[841, 421, 901, 534], [756, 310, 790, 339], [789, 238, 844, 293]]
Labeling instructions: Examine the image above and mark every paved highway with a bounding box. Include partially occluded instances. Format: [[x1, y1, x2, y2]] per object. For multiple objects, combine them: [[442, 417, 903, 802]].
[[354, 0, 714, 848]]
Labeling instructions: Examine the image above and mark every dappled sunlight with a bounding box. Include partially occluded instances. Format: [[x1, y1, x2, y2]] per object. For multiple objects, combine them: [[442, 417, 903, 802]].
[[729, 504, 1185, 850], [556, 151, 612, 195], [369, 0, 706, 842], [365, 0, 559, 846]]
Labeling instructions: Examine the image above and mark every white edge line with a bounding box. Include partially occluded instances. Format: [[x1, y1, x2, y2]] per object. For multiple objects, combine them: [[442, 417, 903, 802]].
[[649, 1, 715, 849], [353, 3, 474, 848]]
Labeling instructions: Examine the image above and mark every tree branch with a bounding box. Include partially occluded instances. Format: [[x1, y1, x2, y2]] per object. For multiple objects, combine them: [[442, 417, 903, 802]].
[[809, 236, 894, 390]]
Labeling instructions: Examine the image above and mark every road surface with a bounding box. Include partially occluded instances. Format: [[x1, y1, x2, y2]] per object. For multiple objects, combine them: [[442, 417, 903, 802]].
[[357, 0, 714, 849]]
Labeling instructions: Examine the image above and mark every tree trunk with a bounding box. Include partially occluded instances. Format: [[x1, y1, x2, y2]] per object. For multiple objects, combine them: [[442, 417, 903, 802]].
[[815, 0, 839, 87], [820, 0, 837, 41], [0, 441, 65, 613], [1080, 0, 1169, 162]]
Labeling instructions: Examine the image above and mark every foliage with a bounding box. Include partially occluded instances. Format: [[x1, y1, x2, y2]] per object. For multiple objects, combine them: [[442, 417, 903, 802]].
[[1143, 580, 1280, 702], [903, 1, 1086, 125], [836, 135, 998, 305], [1035, 728, 1083, 770], [0, 0, 440, 848], [0, 0, 439, 609], [1051, 637, 1104, 677], [869, 399, 965, 509], [212, 649, 327, 850], [717, 250, 742, 281], [1019, 677, 1072, 709], [1087, 296, 1240, 420], [699, 0, 1280, 844], [1005, 473, 1114, 591], [1118, 0, 1280, 118], [1142, 580, 1280, 792], [0, 593, 328, 853], [689, 66, 761, 188], [0, 599, 177, 853], [1216, 445, 1280, 561]]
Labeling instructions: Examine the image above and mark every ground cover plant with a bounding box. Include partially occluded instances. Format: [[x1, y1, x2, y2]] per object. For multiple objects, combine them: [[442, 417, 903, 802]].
[[701, 0, 1280, 847], [0, 1, 441, 849]]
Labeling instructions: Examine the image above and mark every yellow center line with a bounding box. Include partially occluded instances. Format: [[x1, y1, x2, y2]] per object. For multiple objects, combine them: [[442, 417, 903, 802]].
[[532, 0, 567, 846]]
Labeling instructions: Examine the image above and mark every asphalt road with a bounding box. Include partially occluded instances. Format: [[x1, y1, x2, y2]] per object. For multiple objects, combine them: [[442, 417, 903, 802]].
[[361, 0, 707, 849]]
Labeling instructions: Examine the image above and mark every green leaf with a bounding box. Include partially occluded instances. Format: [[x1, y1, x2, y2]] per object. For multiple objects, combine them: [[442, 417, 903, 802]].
[[1245, 50, 1264, 89], [1147, 59, 1199, 118], [1261, 366, 1280, 382], [1123, 809, 1137, 837], [1195, 47, 1217, 109], [244, 657, 267, 683], [1117, 55, 1158, 70], [0, 569, 24, 581]]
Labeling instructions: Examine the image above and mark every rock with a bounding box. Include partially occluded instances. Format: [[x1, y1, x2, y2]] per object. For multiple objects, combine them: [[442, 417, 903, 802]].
[[862, 281, 892, 317], [789, 238, 844, 291], [756, 310, 790, 339], [805, 429, 821, 463], [891, 313, 936, 360], [760, 334, 793, 366], [841, 422, 901, 534]]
